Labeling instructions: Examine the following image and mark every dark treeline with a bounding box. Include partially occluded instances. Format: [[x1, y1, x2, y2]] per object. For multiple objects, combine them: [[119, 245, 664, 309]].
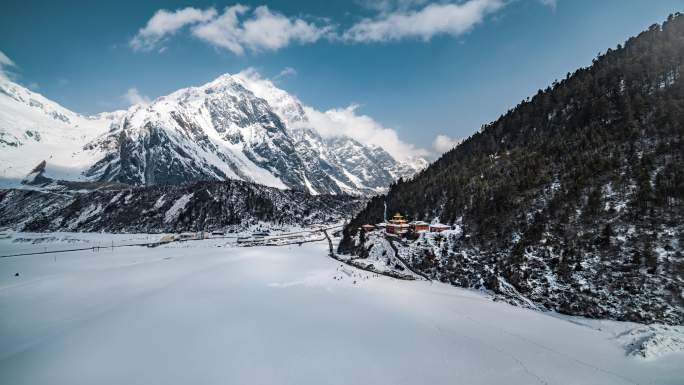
[[0, 179, 362, 233]]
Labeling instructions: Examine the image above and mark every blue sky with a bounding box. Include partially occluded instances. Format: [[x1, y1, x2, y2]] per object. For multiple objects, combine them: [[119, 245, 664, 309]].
[[1, 0, 682, 157]]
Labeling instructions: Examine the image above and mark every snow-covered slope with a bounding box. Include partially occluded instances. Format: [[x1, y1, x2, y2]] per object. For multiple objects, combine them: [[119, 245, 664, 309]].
[[0, 79, 123, 185], [0, 75, 425, 195], [0, 238, 682, 384]]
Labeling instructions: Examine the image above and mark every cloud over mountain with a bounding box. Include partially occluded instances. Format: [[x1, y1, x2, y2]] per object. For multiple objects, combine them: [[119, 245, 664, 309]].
[[235, 68, 430, 161], [0, 50, 17, 80], [432, 134, 462, 154], [122, 87, 151, 105]]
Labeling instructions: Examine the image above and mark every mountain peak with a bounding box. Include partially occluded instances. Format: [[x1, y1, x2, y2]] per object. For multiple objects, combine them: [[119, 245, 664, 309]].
[[0, 71, 425, 195]]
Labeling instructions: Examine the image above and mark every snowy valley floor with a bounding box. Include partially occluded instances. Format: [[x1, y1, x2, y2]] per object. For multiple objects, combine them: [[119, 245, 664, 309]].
[[0, 233, 682, 385]]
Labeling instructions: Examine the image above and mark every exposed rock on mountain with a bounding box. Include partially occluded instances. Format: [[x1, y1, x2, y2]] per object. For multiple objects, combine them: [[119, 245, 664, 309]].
[[0, 72, 424, 195]]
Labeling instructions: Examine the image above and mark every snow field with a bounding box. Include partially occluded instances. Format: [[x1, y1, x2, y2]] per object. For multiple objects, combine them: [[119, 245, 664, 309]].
[[0, 235, 682, 385]]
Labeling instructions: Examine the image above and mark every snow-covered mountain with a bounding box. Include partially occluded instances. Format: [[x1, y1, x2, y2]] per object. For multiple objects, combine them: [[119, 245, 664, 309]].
[[0, 79, 124, 184], [0, 74, 425, 195]]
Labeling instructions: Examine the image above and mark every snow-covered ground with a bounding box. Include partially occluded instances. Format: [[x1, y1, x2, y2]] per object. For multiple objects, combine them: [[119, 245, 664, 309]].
[[0, 233, 682, 385]]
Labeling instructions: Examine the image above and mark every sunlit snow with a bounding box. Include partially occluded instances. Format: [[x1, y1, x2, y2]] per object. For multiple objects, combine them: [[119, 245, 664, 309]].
[[0, 234, 682, 385]]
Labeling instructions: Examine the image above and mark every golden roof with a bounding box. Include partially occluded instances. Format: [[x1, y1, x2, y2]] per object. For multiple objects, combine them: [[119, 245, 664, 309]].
[[389, 213, 408, 224]]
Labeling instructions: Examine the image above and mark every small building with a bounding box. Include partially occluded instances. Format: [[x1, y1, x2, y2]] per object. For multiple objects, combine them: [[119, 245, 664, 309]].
[[375, 222, 387, 229], [361, 224, 375, 232], [429, 223, 451, 233], [409, 221, 429, 232], [179, 232, 197, 240], [386, 213, 410, 235]]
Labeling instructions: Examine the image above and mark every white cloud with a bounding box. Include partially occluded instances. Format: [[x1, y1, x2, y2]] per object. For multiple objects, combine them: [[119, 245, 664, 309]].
[[0, 50, 16, 80], [0, 51, 40, 88], [432, 134, 462, 154], [130, 7, 218, 51], [236, 67, 432, 161], [539, 0, 557, 11], [0, 50, 14, 68], [343, 0, 506, 43], [241, 6, 332, 50], [274, 66, 297, 80], [192, 5, 332, 55], [360, 0, 430, 13], [189, 5, 249, 54], [132, 5, 332, 55], [122, 87, 151, 105], [131, 2, 510, 53], [302, 104, 429, 161]]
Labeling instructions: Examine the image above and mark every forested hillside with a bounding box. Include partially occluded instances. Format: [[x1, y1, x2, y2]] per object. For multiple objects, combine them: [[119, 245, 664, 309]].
[[340, 14, 684, 324], [0, 180, 362, 233]]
